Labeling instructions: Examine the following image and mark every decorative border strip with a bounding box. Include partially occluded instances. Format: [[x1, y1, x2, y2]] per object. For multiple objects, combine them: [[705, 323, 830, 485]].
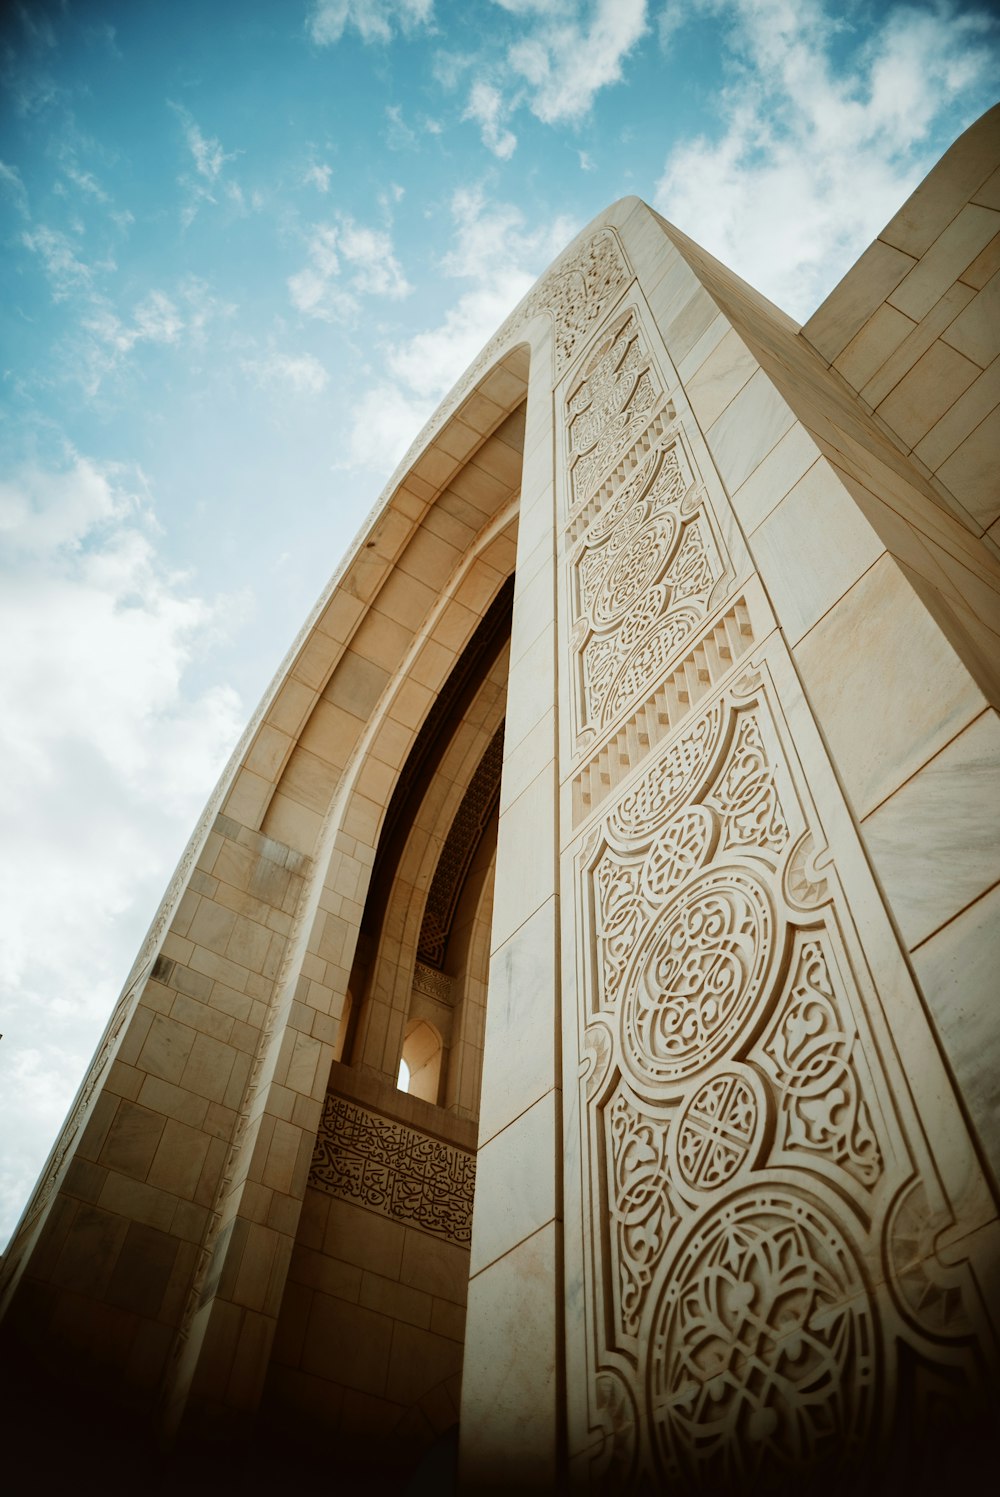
[[571, 598, 755, 825], [309, 1095, 476, 1247], [567, 400, 678, 543]]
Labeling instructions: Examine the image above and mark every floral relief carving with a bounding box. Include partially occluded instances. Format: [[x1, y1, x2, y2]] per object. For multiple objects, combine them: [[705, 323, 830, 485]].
[[569, 424, 727, 748], [571, 673, 989, 1491], [650, 1191, 876, 1490], [705, 711, 788, 854], [567, 309, 662, 509], [528, 227, 630, 376], [757, 936, 881, 1188], [606, 1081, 676, 1340]]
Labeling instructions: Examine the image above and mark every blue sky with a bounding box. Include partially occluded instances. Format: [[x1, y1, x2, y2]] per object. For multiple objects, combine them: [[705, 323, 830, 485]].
[[1, 0, 997, 1241]]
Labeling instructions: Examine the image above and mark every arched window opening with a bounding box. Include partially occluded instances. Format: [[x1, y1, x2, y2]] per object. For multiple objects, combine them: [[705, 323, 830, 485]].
[[398, 1018, 443, 1104]]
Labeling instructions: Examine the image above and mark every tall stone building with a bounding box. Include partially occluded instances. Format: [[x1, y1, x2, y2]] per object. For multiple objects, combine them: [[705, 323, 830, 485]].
[[2, 108, 998, 1494]]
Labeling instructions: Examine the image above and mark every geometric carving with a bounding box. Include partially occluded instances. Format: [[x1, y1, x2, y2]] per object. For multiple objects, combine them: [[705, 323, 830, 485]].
[[887, 1178, 972, 1338], [572, 602, 755, 823], [606, 1081, 675, 1341], [571, 667, 993, 1490], [417, 722, 504, 968], [673, 1066, 767, 1195], [784, 829, 831, 911], [567, 308, 661, 509], [650, 1191, 876, 1490], [571, 427, 727, 746], [309, 1095, 475, 1246], [621, 864, 775, 1087], [757, 935, 882, 1188]]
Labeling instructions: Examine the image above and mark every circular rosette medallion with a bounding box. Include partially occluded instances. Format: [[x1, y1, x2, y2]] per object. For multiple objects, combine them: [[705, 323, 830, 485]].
[[620, 867, 775, 1086], [649, 1191, 875, 1489], [591, 515, 679, 626], [671, 1064, 768, 1199]]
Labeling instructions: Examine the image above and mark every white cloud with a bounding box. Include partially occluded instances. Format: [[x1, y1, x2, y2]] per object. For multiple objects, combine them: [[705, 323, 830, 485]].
[[21, 224, 102, 301], [0, 159, 30, 217], [0, 451, 244, 1243], [179, 112, 233, 182], [289, 215, 411, 320], [653, 0, 1000, 319], [304, 162, 333, 192], [242, 350, 330, 394], [464, 79, 518, 159], [504, 0, 648, 124], [169, 102, 244, 226], [306, 0, 434, 46], [341, 186, 576, 471], [342, 380, 438, 469], [73, 279, 231, 396]]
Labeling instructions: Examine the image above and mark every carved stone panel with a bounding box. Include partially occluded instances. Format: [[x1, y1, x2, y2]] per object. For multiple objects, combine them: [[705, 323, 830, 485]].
[[566, 665, 998, 1492], [566, 308, 662, 514], [569, 431, 727, 752], [310, 1095, 475, 1246]]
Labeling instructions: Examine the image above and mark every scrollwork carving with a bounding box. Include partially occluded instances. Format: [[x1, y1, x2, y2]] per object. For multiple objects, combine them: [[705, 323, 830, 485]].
[[606, 1082, 676, 1338], [570, 423, 726, 745], [621, 865, 775, 1086], [757, 937, 881, 1188], [707, 711, 789, 854], [650, 1191, 876, 1490], [567, 310, 662, 508]]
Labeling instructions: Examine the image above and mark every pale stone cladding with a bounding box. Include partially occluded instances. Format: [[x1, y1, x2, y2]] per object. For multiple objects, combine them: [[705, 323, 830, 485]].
[[1, 106, 998, 1493]]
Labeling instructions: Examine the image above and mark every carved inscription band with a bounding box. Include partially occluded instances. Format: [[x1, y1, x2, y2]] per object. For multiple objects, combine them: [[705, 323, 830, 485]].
[[309, 1094, 476, 1247]]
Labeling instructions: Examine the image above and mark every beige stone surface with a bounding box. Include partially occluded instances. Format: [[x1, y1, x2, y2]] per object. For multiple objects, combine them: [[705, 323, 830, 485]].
[[478, 898, 559, 1144], [460, 1225, 559, 1492], [469, 1090, 556, 1274], [749, 458, 884, 643], [795, 553, 987, 815], [914, 881, 1000, 1184], [861, 708, 1000, 947]]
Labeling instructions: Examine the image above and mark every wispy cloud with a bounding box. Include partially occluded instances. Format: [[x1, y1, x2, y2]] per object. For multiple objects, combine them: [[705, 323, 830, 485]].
[[0, 159, 30, 217], [342, 185, 576, 468], [59, 157, 110, 204], [289, 214, 411, 320], [653, 0, 1000, 319], [74, 279, 232, 395], [169, 102, 245, 227], [304, 161, 333, 192], [21, 224, 105, 301], [464, 79, 517, 159], [242, 349, 330, 394], [306, 0, 434, 47], [0, 448, 244, 1238]]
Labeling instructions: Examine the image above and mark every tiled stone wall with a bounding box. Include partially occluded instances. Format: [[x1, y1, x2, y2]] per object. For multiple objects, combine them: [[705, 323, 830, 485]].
[[803, 104, 1000, 541], [263, 1068, 474, 1468], [0, 813, 313, 1405]]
